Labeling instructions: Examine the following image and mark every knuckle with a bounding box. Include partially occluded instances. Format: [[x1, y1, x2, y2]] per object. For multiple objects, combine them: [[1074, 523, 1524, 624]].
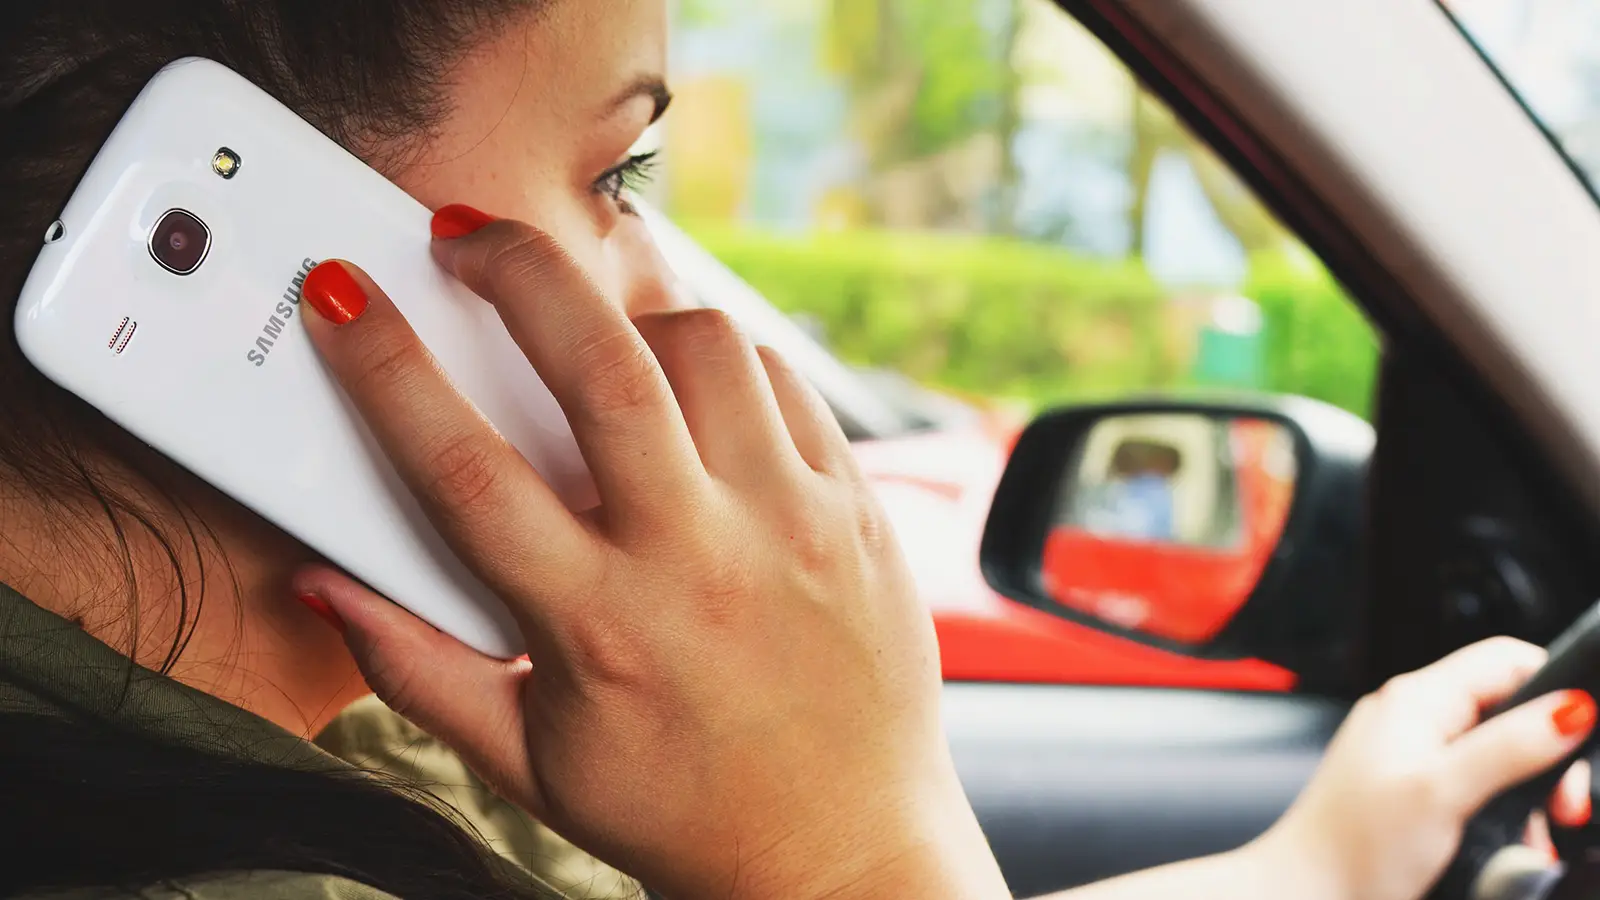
[[345, 329, 430, 401], [1376, 672, 1419, 703], [1397, 766, 1453, 812], [1479, 635, 1531, 654], [641, 308, 747, 367], [854, 496, 895, 557], [666, 307, 741, 346], [787, 517, 839, 576], [362, 635, 423, 719], [419, 430, 507, 511], [754, 343, 787, 372], [1444, 636, 1544, 675], [643, 307, 748, 365], [475, 223, 570, 299], [766, 492, 845, 574], [561, 564, 650, 688], [568, 619, 647, 689], [1482, 635, 1546, 667], [856, 501, 885, 550], [1503, 728, 1549, 768], [573, 330, 666, 417], [695, 569, 752, 631], [1348, 693, 1382, 720]]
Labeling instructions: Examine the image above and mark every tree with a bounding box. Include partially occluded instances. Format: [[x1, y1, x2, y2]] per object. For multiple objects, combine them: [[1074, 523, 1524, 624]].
[[824, 0, 1024, 231], [992, 0, 1025, 232], [1127, 89, 1294, 257]]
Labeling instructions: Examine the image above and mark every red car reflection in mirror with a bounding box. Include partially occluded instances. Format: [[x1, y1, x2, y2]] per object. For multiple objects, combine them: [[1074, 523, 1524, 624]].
[[1040, 417, 1297, 646]]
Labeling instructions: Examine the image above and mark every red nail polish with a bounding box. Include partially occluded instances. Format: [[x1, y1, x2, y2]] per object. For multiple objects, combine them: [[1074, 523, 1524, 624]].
[[1554, 691, 1597, 737], [297, 593, 345, 634], [1578, 792, 1593, 828], [301, 262, 368, 325], [431, 204, 497, 240]]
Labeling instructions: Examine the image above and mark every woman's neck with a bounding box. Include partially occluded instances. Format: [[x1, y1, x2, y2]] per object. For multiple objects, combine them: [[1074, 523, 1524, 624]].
[[0, 466, 368, 737]]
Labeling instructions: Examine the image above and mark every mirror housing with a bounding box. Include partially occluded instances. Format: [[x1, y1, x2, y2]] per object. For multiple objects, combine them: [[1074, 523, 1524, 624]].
[[980, 395, 1373, 689]]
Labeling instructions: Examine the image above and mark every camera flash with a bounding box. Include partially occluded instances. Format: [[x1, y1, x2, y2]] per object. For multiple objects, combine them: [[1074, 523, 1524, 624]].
[[212, 148, 241, 179]]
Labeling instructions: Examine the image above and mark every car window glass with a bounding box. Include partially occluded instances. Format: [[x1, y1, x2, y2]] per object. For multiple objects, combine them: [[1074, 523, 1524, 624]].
[[1439, 0, 1600, 201], [647, 0, 1380, 688], [651, 0, 1379, 424]]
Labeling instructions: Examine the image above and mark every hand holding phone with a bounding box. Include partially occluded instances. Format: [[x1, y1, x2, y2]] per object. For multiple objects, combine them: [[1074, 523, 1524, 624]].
[[285, 217, 1007, 900]]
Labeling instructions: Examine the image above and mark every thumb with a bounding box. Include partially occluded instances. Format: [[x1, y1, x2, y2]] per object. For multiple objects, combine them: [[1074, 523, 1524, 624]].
[[294, 564, 544, 813], [1447, 690, 1597, 813]]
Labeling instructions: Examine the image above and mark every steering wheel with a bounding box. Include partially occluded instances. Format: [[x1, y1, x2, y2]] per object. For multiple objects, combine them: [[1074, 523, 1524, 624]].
[[1431, 602, 1600, 900], [1435, 732, 1600, 900], [1444, 760, 1600, 900]]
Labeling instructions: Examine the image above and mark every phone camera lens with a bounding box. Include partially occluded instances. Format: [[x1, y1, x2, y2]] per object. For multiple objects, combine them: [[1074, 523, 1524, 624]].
[[149, 209, 211, 276]]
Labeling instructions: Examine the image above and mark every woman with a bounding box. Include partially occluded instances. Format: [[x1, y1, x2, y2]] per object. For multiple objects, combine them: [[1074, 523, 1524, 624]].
[[0, 3, 1592, 900]]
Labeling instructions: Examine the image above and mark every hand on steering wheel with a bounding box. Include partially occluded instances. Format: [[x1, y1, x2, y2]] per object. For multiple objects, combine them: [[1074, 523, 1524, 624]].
[[1256, 638, 1594, 900]]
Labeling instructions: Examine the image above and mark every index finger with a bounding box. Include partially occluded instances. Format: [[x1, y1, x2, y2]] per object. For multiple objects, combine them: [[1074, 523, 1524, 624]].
[[299, 259, 597, 610], [431, 217, 706, 533], [1401, 637, 1549, 739]]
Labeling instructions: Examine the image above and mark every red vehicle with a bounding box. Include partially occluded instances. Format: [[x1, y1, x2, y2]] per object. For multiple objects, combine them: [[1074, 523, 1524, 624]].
[[1040, 417, 1295, 646], [849, 414, 1295, 691]]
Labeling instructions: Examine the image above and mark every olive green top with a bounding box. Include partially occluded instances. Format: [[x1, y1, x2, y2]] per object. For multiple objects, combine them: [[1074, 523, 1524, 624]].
[[0, 584, 637, 900]]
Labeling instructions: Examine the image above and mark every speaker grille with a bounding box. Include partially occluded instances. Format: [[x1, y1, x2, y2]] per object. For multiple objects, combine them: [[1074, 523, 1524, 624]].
[[108, 317, 137, 355]]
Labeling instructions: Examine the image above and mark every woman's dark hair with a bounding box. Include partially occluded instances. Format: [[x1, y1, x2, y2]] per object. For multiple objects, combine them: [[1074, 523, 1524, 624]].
[[4, 713, 555, 899], [0, 4, 575, 898]]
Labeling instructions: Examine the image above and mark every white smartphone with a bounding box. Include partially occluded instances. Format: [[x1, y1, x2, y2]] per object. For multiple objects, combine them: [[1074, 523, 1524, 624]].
[[14, 57, 597, 659]]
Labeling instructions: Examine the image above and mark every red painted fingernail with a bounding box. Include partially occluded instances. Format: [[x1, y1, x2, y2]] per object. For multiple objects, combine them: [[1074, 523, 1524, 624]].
[[1577, 792, 1593, 827], [1554, 691, 1597, 737], [301, 262, 368, 325], [431, 204, 497, 240], [297, 593, 345, 634]]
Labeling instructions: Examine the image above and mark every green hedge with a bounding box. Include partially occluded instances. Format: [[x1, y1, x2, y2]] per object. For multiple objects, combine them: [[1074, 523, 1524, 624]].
[[687, 225, 1380, 418], [1248, 253, 1381, 419]]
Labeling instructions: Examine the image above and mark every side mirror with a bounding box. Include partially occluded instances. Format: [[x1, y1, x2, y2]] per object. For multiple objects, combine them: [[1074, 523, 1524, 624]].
[[980, 396, 1373, 689]]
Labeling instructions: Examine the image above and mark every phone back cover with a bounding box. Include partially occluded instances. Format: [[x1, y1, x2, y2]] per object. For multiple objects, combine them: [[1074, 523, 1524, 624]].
[[15, 58, 595, 658]]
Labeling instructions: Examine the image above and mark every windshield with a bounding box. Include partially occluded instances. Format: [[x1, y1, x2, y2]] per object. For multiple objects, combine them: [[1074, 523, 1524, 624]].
[[1439, 0, 1600, 194]]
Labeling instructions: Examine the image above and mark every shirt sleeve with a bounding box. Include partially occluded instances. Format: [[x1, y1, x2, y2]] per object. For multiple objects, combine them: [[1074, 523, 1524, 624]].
[[315, 695, 641, 900]]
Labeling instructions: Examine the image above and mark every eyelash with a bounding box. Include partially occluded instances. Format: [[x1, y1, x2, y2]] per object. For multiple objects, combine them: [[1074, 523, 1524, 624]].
[[594, 151, 660, 215]]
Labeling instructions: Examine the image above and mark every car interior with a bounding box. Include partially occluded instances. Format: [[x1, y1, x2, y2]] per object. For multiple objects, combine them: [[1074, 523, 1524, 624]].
[[11, 1, 1600, 897], [918, 1, 1600, 897]]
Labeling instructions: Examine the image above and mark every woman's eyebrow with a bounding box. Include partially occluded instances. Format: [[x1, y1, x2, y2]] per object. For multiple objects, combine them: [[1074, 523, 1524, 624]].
[[603, 75, 673, 125]]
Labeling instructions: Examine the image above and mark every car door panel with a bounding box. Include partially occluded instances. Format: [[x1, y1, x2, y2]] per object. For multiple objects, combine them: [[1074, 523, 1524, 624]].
[[944, 683, 1344, 896]]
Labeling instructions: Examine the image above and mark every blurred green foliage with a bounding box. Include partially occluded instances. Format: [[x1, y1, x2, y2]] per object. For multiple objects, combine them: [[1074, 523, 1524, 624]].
[[689, 225, 1381, 418], [825, 0, 1015, 162], [1248, 253, 1381, 419]]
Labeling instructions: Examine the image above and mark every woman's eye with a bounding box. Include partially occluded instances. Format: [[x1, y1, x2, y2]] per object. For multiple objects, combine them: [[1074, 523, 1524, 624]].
[[594, 151, 660, 215]]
